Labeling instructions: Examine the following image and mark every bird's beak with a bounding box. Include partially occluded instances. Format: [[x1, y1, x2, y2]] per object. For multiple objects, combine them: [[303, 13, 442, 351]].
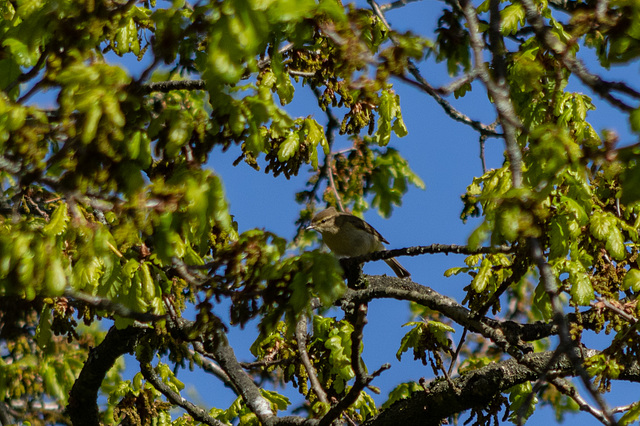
[[306, 224, 315, 231]]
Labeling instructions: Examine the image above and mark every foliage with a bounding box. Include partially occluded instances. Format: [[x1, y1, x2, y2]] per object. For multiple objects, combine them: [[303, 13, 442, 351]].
[[2, 0, 640, 425]]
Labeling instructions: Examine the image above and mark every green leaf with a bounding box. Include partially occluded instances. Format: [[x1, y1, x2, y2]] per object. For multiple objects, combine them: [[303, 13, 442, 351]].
[[278, 131, 300, 161], [507, 382, 537, 422], [621, 161, 640, 204], [260, 389, 290, 412], [81, 105, 102, 144], [306, 118, 328, 151], [569, 267, 594, 306], [35, 305, 53, 349], [375, 90, 406, 146], [533, 282, 553, 320], [45, 255, 67, 296], [622, 269, 640, 292], [43, 362, 65, 401], [0, 59, 21, 97], [606, 226, 626, 261], [113, 17, 140, 56], [396, 321, 423, 361], [589, 210, 611, 241], [139, 262, 155, 301], [620, 402, 640, 425], [561, 196, 588, 225], [471, 257, 491, 292], [310, 253, 345, 306], [427, 320, 455, 346], [392, 109, 408, 138], [43, 204, 69, 237], [271, 53, 294, 105], [444, 266, 471, 277], [630, 107, 640, 133], [381, 382, 422, 410], [500, 4, 525, 35], [2, 37, 41, 67]]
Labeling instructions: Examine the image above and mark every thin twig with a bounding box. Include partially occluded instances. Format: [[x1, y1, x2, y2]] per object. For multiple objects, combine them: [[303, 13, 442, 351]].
[[479, 134, 487, 174], [139, 79, 206, 94], [311, 85, 344, 211], [520, 0, 639, 111], [343, 243, 515, 268], [6, 47, 49, 94], [379, 0, 422, 12], [369, 0, 501, 138], [189, 345, 239, 394], [64, 288, 165, 322], [447, 327, 468, 376], [295, 316, 329, 404], [140, 361, 225, 426], [395, 74, 501, 137], [529, 239, 617, 425], [550, 378, 614, 426], [435, 69, 481, 96]]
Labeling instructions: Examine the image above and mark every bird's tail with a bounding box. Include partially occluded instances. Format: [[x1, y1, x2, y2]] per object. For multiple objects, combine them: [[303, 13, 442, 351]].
[[385, 258, 410, 278]]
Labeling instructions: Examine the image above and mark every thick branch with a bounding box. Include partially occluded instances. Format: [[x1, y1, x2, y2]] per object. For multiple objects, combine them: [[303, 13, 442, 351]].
[[363, 347, 622, 426], [343, 277, 532, 356], [344, 275, 612, 344], [190, 344, 239, 394], [201, 327, 275, 424], [67, 326, 145, 426]]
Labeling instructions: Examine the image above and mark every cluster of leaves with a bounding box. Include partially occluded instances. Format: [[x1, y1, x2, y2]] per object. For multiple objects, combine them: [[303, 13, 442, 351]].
[[0, 0, 428, 424], [5, 0, 640, 423], [250, 315, 378, 420], [443, 0, 640, 419]]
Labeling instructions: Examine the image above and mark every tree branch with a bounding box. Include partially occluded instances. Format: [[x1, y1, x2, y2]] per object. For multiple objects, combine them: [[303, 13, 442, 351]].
[[295, 316, 329, 404], [138, 79, 207, 94], [67, 326, 146, 426], [341, 244, 515, 270], [379, 0, 422, 12], [200, 325, 276, 424], [64, 288, 165, 322], [459, 0, 524, 188], [550, 377, 614, 425], [343, 277, 532, 356], [520, 0, 639, 111], [362, 347, 635, 426], [529, 239, 617, 424], [140, 360, 226, 426], [190, 344, 239, 394], [368, 0, 501, 138]]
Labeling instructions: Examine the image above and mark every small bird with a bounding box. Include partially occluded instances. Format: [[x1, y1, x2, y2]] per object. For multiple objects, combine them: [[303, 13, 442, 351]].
[[307, 207, 410, 278]]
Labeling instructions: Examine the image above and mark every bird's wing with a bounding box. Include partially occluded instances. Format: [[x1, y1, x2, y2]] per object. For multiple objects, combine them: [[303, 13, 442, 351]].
[[339, 213, 390, 244]]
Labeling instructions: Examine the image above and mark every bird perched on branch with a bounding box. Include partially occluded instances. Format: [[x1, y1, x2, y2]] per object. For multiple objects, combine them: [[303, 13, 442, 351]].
[[307, 207, 410, 278]]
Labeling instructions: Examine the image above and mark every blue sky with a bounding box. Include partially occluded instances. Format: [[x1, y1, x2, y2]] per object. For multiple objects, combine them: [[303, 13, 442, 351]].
[[26, 0, 640, 423], [187, 1, 640, 424]]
